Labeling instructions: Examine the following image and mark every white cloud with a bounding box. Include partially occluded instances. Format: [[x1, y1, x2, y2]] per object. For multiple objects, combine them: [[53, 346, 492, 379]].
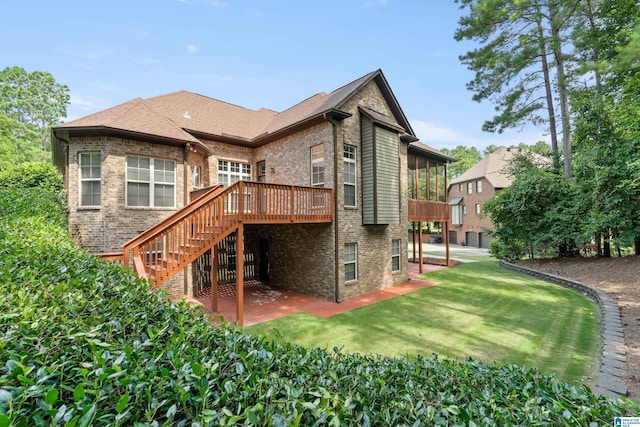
[[211, 0, 229, 7], [411, 119, 548, 151], [70, 95, 94, 108], [58, 46, 114, 60], [132, 57, 162, 66], [186, 44, 199, 54]]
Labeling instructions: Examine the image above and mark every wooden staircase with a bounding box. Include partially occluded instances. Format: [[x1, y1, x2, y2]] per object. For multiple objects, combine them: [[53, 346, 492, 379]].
[[120, 181, 333, 288]]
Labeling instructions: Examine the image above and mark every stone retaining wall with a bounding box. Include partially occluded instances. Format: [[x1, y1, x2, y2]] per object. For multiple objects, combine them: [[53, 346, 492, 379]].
[[499, 261, 628, 398]]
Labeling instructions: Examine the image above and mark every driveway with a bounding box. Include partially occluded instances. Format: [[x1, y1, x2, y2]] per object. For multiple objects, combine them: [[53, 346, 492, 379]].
[[409, 242, 490, 262]]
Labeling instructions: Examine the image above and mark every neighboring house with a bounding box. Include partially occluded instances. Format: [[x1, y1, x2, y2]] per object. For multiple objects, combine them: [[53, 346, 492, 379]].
[[52, 69, 453, 325], [447, 146, 550, 248]]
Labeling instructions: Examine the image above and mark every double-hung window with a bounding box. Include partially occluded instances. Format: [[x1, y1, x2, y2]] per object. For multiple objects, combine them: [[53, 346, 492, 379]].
[[475, 203, 482, 215], [192, 166, 201, 189], [476, 180, 483, 193], [311, 144, 325, 187], [467, 182, 473, 194], [126, 155, 176, 208], [391, 239, 401, 272], [79, 152, 101, 207], [344, 243, 357, 282], [344, 144, 356, 207]]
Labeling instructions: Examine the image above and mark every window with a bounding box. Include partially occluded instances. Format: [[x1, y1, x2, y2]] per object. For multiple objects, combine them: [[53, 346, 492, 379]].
[[467, 182, 473, 194], [192, 165, 201, 189], [475, 204, 481, 215], [126, 156, 175, 208], [458, 184, 463, 192], [391, 239, 401, 272], [257, 161, 266, 182], [451, 205, 463, 226], [344, 243, 357, 282], [476, 180, 483, 193], [310, 144, 325, 187], [218, 160, 251, 188], [79, 152, 101, 207], [344, 144, 357, 207], [463, 205, 467, 215]]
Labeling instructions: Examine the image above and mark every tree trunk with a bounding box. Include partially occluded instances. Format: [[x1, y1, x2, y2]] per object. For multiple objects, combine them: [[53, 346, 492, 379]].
[[584, 0, 602, 92], [549, 1, 572, 179], [603, 230, 611, 257], [536, 9, 561, 172], [635, 236, 640, 256]]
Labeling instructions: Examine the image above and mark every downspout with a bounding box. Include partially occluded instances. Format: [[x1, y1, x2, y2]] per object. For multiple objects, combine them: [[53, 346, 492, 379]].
[[183, 144, 190, 295], [329, 117, 342, 303]]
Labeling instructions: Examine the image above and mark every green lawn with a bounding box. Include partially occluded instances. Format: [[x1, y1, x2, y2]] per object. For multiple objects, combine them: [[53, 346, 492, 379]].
[[245, 261, 601, 386]]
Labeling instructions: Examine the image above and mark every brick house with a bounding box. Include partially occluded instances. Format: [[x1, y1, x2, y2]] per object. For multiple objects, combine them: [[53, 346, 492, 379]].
[[52, 69, 453, 324], [447, 146, 549, 248]]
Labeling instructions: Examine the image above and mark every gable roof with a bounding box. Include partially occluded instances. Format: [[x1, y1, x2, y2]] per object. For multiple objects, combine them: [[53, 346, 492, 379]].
[[56, 70, 432, 152], [448, 146, 551, 189]]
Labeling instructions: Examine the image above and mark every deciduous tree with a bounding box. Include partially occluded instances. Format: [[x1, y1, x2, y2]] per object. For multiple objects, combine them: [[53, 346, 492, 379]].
[[0, 66, 69, 153]]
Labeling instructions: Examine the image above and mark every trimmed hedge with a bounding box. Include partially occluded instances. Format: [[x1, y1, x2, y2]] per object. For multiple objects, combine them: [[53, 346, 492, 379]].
[[1, 168, 638, 425]]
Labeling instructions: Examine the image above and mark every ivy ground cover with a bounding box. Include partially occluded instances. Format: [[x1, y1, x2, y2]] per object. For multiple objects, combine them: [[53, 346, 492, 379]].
[[1, 165, 638, 425]]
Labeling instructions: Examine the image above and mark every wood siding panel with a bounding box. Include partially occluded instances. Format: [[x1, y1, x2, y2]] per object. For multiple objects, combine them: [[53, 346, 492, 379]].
[[375, 126, 400, 224], [361, 116, 375, 224]]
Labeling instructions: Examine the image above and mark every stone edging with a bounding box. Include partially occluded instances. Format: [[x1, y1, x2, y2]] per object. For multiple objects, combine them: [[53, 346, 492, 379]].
[[499, 260, 628, 398]]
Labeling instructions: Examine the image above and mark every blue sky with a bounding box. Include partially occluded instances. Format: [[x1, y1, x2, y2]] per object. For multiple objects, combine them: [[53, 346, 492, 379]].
[[1, 0, 547, 151]]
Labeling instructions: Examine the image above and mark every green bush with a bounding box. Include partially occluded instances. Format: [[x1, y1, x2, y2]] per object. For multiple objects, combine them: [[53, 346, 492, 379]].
[[489, 238, 527, 262], [1, 184, 638, 426], [0, 162, 63, 193]]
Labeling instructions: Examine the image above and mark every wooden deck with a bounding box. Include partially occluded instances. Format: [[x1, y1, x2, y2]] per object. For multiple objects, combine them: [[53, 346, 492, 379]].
[[104, 182, 333, 291], [408, 199, 449, 222]]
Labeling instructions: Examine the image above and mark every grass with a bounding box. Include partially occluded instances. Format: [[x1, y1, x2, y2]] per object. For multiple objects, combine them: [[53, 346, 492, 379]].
[[245, 261, 601, 386]]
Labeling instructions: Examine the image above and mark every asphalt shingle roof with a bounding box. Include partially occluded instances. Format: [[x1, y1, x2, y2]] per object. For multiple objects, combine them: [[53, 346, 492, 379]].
[[448, 146, 551, 189]]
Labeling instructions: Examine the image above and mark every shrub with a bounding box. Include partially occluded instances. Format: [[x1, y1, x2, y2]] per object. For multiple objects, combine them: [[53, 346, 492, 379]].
[[0, 162, 63, 193], [489, 238, 527, 261], [1, 184, 638, 426]]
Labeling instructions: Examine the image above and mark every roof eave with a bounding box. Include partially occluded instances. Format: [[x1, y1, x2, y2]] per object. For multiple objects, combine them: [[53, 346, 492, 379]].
[[52, 125, 213, 156], [408, 143, 457, 163], [253, 108, 351, 146]]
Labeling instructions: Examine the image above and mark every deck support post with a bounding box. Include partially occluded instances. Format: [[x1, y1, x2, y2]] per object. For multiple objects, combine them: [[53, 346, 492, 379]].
[[211, 245, 218, 313], [236, 225, 244, 327], [418, 221, 423, 274], [445, 221, 450, 267], [412, 222, 416, 263]]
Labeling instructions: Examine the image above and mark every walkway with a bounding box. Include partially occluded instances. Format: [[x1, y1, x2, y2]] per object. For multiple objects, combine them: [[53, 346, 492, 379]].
[[195, 262, 444, 326]]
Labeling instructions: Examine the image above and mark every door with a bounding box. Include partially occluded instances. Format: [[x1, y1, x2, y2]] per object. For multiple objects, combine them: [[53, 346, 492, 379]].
[[449, 230, 457, 245], [259, 238, 270, 281]]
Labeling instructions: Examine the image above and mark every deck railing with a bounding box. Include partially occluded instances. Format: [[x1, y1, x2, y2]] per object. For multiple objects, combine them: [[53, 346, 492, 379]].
[[119, 181, 333, 287], [408, 199, 449, 222]]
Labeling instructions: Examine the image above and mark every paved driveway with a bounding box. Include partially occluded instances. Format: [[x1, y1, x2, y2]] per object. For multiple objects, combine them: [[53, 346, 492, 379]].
[[409, 242, 490, 262]]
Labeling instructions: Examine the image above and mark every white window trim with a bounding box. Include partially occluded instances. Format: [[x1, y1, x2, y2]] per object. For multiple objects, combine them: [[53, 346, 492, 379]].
[[126, 155, 176, 208], [475, 203, 481, 215], [192, 165, 201, 190], [451, 205, 463, 226], [344, 242, 358, 282], [467, 182, 473, 195], [391, 239, 401, 272], [476, 180, 483, 193], [79, 152, 101, 208], [218, 160, 251, 188], [311, 144, 325, 187], [344, 144, 357, 208]]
